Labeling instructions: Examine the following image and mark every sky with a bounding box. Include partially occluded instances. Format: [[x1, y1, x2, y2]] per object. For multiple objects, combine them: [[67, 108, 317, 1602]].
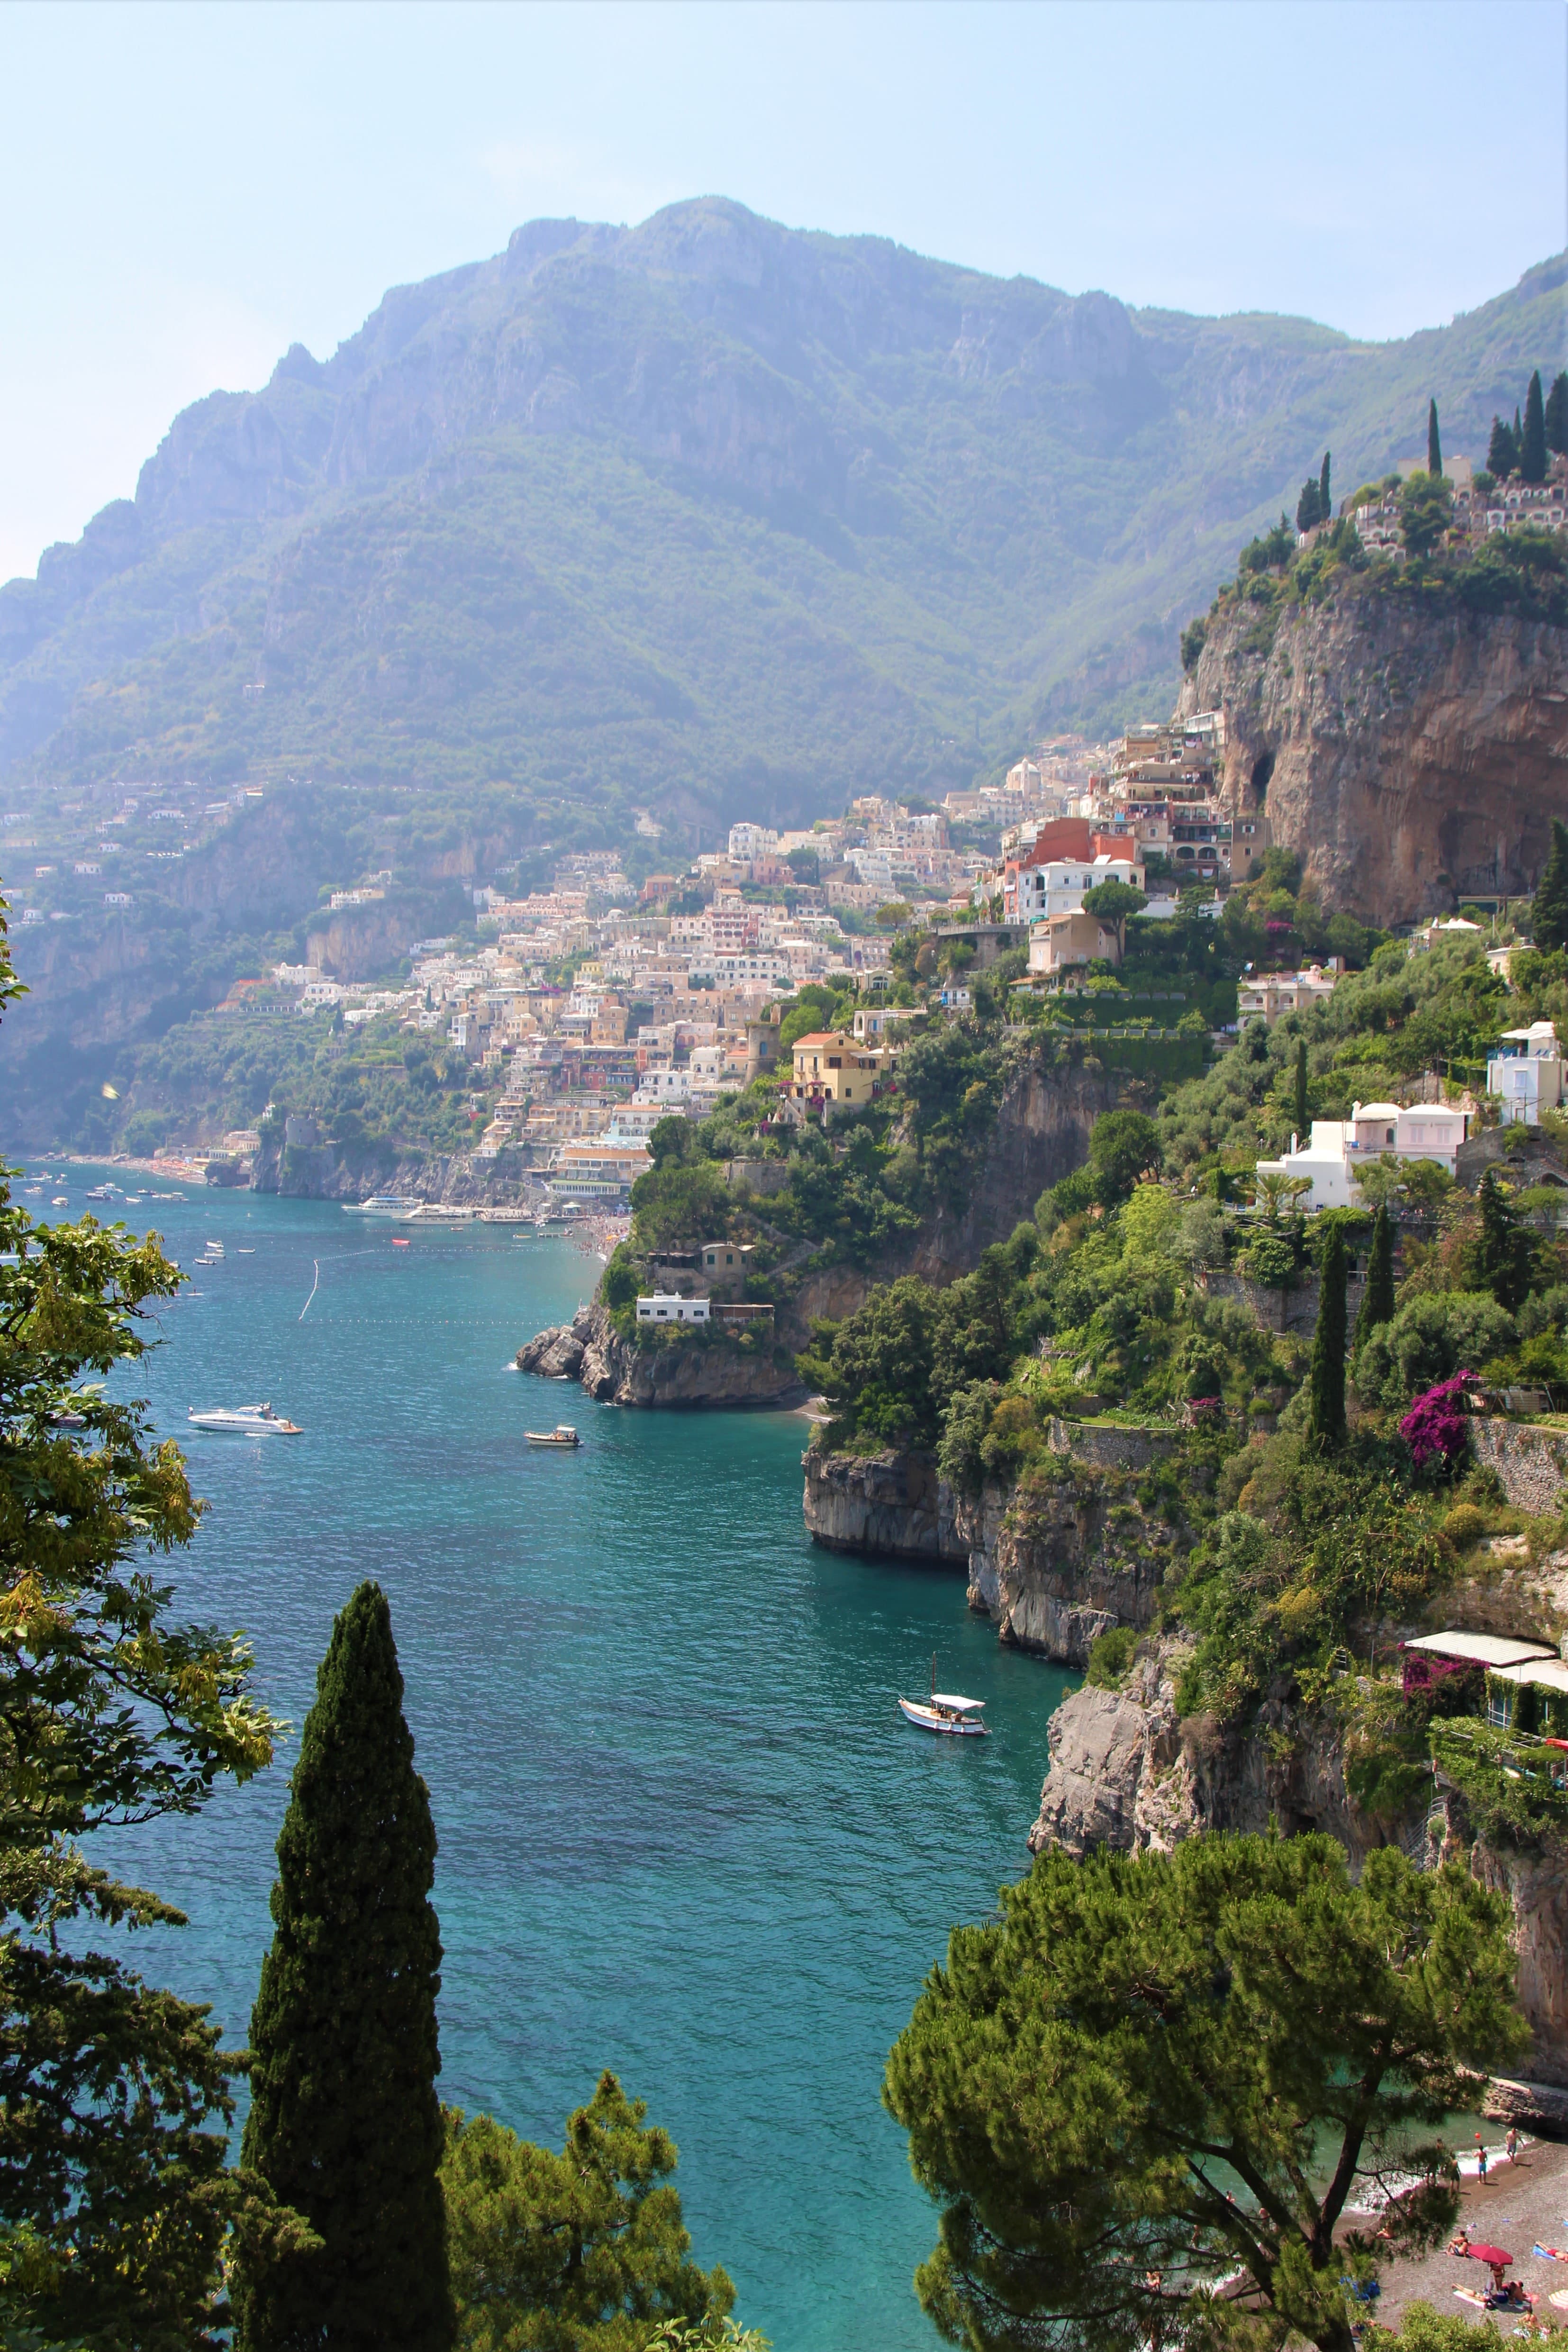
[[1, 0, 1564, 585]]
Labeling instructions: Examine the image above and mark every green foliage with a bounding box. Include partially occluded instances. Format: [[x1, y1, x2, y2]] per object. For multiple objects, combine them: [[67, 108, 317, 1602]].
[[1521, 368, 1548, 484], [776, 987, 845, 1055], [1399, 471, 1453, 558], [1487, 414, 1518, 478], [1476, 1169, 1534, 1312], [1427, 399, 1442, 480], [1429, 1717, 1568, 1849], [1307, 1222, 1348, 1452], [1086, 1109, 1160, 1209], [1547, 370, 1568, 458], [1293, 1036, 1309, 1139], [629, 1161, 733, 1255], [235, 1583, 453, 2351], [1532, 817, 1568, 955], [1354, 1205, 1396, 1350], [441, 2078, 734, 2352], [1079, 878, 1146, 958], [1178, 616, 1207, 673], [798, 1278, 942, 1447], [1085, 1626, 1137, 1688], [1366, 2305, 1511, 2352], [0, 898, 295, 2351], [1354, 1291, 1516, 1409], [883, 1834, 1525, 2352]]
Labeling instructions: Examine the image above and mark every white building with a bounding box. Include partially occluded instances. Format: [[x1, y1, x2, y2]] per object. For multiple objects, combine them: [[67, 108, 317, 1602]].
[[635, 1293, 711, 1325], [1254, 1100, 1471, 1211], [1487, 1022, 1566, 1125], [1013, 854, 1142, 925], [634, 1067, 693, 1103], [727, 822, 779, 863]]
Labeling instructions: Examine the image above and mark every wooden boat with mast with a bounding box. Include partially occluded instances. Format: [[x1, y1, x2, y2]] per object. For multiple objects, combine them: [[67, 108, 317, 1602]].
[[898, 1654, 988, 1736]]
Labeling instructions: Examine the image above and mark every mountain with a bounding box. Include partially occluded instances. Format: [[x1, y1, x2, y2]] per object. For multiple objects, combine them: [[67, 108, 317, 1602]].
[[2, 202, 1563, 834]]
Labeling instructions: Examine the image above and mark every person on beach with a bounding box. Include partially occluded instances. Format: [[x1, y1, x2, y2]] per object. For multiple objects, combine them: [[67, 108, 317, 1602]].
[[1507, 2126, 1520, 2163], [1477, 2137, 1489, 2183]]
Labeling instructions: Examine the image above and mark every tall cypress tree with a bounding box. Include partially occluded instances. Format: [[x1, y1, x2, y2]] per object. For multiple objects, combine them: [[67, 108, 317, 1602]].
[[1547, 371, 1568, 458], [1293, 1038, 1308, 1141], [234, 1583, 454, 2352], [1534, 817, 1568, 954], [1307, 1221, 1348, 1453], [1477, 1170, 1532, 1314], [1427, 399, 1442, 478], [1521, 370, 1548, 484], [1319, 448, 1332, 518], [1353, 1203, 1395, 1352], [1486, 415, 1517, 478], [1296, 476, 1322, 533]]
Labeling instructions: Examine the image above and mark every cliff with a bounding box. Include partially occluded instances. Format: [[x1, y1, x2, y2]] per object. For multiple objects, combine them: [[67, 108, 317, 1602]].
[[801, 1419, 1200, 1668], [518, 1302, 803, 1409], [251, 1119, 532, 1206], [910, 1057, 1121, 1281], [1187, 582, 1568, 926]]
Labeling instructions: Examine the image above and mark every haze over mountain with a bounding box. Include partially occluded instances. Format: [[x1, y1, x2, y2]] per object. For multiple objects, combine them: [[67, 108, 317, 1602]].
[[2, 200, 1563, 834]]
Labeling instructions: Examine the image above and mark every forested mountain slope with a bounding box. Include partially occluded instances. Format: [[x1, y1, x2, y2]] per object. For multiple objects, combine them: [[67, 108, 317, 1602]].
[[2, 204, 1562, 831]]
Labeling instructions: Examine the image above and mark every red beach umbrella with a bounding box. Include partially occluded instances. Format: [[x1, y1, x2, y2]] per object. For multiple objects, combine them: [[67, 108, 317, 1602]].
[[1466, 2245, 1513, 2270]]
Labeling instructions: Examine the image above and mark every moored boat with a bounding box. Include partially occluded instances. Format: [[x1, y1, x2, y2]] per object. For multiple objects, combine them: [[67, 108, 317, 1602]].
[[188, 1402, 302, 1435], [898, 1655, 988, 1736], [525, 1424, 580, 1448], [344, 1194, 422, 1217]]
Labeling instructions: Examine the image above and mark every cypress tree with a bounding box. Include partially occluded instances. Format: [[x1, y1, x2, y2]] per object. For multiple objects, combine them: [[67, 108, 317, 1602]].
[[1534, 817, 1568, 954], [1547, 370, 1568, 458], [1427, 399, 1441, 479], [1353, 1202, 1395, 1351], [1295, 476, 1322, 533], [1293, 1037, 1308, 1141], [1521, 370, 1548, 484], [234, 1582, 454, 2352], [1486, 414, 1517, 478], [1320, 448, 1332, 518], [1307, 1221, 1348, 1453], [1477, 1169, 1532, 1313]]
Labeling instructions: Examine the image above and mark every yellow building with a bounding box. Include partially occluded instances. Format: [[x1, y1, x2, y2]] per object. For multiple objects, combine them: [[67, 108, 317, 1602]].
[[788, 1030, 892, 1111]]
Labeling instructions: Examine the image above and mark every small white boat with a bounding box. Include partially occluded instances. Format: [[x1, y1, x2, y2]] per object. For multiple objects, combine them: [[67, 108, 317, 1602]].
[[85, 1184, 115, 1200], [188, 1402, 302, 1435], [899, 1657, 988, 1737], [50, 1195, 69, 1207], [526, 1424, 581, 1448], [344, 1194, 422, 1217], [237, 1247, 255, 1254]]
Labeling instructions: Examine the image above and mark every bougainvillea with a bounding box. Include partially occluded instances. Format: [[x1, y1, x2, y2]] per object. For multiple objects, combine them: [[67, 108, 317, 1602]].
[[1399, 1373, 1476, 1470]]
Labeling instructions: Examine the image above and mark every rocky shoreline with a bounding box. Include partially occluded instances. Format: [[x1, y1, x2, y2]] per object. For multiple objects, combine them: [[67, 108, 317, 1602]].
[[517, 1301, 805, 1408]]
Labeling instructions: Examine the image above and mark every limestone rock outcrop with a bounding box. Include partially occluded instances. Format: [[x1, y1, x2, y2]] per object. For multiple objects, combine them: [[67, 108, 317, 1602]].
[[1187, 586, 1568, 926], [518, 1302, 803, 1409]]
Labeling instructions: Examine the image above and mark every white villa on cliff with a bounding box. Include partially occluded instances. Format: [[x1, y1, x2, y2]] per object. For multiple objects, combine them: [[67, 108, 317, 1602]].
[[1254, 1099, 1471, 1211]]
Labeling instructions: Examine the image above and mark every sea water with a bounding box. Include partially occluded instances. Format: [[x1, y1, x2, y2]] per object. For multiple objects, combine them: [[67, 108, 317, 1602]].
[[36, 1176, 1075, 2349]]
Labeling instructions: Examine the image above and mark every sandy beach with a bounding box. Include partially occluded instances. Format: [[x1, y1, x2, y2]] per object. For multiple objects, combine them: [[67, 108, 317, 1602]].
[[1373, 2137, 1568, 2330]]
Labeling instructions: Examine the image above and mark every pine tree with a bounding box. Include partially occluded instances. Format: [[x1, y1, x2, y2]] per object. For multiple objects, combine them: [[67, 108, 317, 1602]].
[[1319, 448, 1331, 518], [1353, 1203, 1395, 1352], [1521, 370, 1548, 484], [1293, 1038, 1308, 1141], [1427, 399, 1442, 478], [1534, 817, 1568, 954], [1307, 1221, 1348, 1453], [1487, 414, 1517, 477], [1547, 371, 1568, 458], [234, 1583, 454, 2352]]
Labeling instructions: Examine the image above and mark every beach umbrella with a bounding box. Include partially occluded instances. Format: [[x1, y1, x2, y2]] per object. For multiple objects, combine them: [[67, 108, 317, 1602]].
[[1466, 2246, 1513, 2267]]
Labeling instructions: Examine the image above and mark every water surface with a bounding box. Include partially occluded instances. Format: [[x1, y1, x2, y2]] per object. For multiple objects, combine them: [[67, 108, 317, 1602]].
[[32, 1174, 1075, 2348]]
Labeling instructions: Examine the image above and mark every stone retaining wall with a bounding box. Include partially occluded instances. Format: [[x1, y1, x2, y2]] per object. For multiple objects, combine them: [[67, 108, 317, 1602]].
[[1471, 1418, 1568, 1516], [1045, 1418, 1178, 1472]]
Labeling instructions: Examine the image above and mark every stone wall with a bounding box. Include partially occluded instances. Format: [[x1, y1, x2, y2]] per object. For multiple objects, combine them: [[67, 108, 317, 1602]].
[[1044, 1418, 1178, 1472], [1470, 1419, 1568, 1516]]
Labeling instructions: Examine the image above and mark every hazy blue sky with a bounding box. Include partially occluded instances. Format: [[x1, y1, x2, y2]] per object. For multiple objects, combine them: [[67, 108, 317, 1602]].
[[1, 0, 1563, 582]]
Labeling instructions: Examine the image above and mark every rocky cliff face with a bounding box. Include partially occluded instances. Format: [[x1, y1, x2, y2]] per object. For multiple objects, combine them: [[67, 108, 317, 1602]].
[[801, 1422, 1195, 1667], [911, 1058, 1121, 1281], [1187, 585, 1568, 926], [518, 1302, 803, 1409], [251, 1123, 529, 1205]]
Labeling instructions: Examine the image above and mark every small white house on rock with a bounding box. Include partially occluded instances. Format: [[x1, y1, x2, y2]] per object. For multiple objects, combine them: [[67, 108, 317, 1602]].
[[1254, 1099, 1471, 1211], [1487, 1023, 1566, 1126]]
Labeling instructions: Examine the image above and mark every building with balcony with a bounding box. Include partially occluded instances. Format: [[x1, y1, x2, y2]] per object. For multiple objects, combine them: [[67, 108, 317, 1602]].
[[1487, 1022, 1566, 1126]]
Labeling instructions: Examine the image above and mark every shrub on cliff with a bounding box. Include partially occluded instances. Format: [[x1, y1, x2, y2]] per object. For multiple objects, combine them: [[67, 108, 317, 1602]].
[[884, 1834, 1526, 2352], [1354, 1292, 1515, 1410]]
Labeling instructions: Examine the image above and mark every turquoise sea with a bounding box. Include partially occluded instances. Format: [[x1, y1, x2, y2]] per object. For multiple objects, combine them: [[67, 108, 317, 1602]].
[[27, 1172, 1075, 2349]]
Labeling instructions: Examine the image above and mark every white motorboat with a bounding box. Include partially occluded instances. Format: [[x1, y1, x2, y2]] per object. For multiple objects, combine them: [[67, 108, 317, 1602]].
[[898, 1657, 988, 1737], [344, 1194, 422, 1217], [526, 1424, 580, 1448], [187, 1402, 303, 1435]]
